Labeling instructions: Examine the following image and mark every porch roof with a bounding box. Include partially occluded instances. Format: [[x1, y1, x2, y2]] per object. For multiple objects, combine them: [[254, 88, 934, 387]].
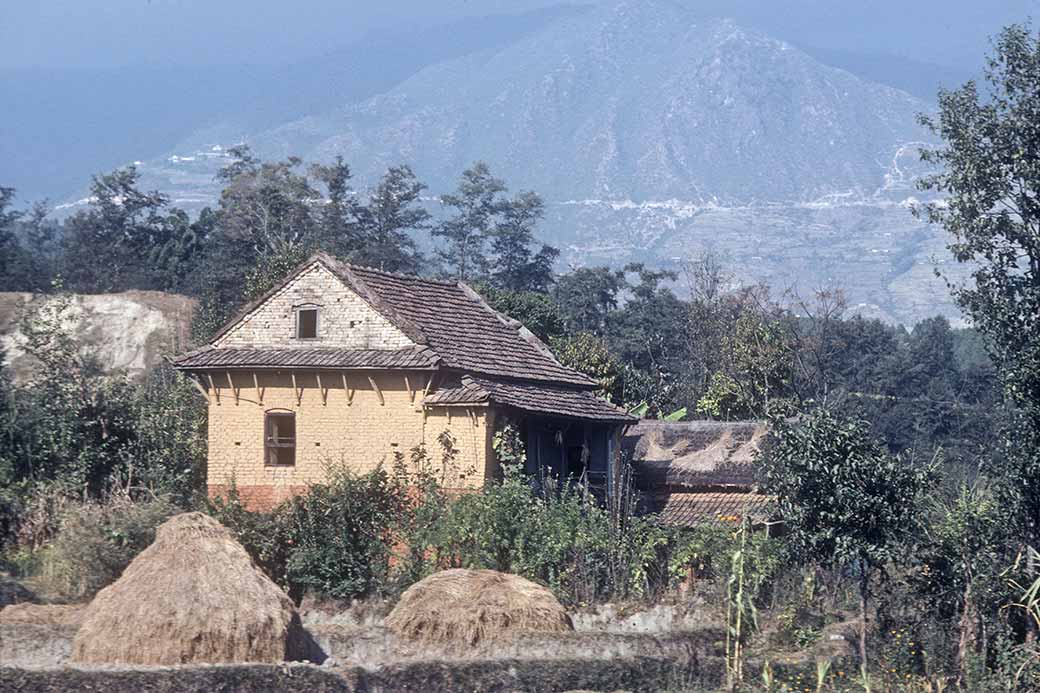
[[423, 375, 635, 423]]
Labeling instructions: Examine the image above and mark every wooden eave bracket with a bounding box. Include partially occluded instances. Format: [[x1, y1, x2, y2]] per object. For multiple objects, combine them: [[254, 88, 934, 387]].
[[225, 371, 240, 405], [189, 374, 210, 403], [206, 373, 220, 404], [252, 372, 264, 406], [316, 372, 328, 406], [291, 372, 303, 406], [368, 375, 384, 406], [341, 373, 355, 405]]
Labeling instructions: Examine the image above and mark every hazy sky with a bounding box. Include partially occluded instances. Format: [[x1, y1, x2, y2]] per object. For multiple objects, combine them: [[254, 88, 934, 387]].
[[3, 0, 1038, 70], [0, 0, 569, 68]]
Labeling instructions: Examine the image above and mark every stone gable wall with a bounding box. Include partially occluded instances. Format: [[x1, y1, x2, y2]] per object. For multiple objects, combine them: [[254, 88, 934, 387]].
[[215, 264, 412, 350], [205, 371, 496, 509]]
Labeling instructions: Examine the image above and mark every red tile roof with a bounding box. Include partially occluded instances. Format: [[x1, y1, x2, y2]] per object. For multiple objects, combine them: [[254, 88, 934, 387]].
[[650, 492, 773, 527]]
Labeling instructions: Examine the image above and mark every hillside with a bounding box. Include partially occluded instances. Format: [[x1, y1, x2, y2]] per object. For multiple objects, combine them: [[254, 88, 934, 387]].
[[120, 0, 955, 324], [0, 292, 195, 383]]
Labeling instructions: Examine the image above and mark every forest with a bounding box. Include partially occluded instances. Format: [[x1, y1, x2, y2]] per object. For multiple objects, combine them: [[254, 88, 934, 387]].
[[1, 22, 1039, 693]]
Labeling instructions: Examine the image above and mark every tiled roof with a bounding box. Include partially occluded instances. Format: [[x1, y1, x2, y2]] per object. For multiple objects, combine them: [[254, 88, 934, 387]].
[[649, 492, 773, 527], [424, 375, 635, 422], [340, 261, 595, 387], [172, 346, 438, 370], [181, 253, 597, 392]]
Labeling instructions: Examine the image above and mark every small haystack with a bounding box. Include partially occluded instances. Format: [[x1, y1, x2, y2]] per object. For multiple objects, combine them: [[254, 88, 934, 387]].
[[386, 569, 572, 649], [71, 512, 305, 665], [0, 602, 85, 627]]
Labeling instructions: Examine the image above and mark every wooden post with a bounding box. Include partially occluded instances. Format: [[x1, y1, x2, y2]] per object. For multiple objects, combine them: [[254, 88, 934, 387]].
[[367, 375, 384, 406]]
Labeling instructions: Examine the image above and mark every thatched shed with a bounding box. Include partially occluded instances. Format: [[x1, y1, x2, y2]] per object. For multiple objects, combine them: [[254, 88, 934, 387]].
[[71, 512, 307, 665], [386, 569, 572, 650]]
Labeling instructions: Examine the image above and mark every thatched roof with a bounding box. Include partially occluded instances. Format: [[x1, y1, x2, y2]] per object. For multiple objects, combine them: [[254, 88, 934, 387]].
[[71, 512, 308, 665], [385, 569, 572, 650], [624, 420, 766, 490]]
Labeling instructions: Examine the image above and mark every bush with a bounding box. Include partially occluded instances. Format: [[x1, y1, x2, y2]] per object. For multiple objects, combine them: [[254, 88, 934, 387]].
[[210, 465, 410, 602], [401, 463, 675, 605], [281, 465, 409, 600], [36, 493, 179, 599]]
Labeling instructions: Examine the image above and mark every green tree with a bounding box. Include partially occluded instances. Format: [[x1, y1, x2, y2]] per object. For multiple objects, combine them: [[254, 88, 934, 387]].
[[763, 409, 932, 688], [489, 190, 558, 292], [311, 156, 362, 258], [917, 24, 1040, 549], [434, 162, 505, 280], [353, 165, 430, 273], [553, 266, 626, 335], [550, 332, 624, 402], [0, 187, 24, 290], [608, 264, 689, 411], [215, 146, 319, 263], [60, 167, 176, 292], [476, 283, 565, 343]]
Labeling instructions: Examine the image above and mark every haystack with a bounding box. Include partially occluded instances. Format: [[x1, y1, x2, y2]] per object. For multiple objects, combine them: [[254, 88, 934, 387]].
[[386, 568, 572, 649], [0, 602, 85, 627], [71, 512, 305, 665]]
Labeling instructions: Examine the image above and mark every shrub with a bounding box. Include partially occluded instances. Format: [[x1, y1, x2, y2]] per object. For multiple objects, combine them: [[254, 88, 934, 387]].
[[402, 463, 674, 605], [36, 493, 179, 599], [209, 465, 410, 601], [280, 464, 409, 600]]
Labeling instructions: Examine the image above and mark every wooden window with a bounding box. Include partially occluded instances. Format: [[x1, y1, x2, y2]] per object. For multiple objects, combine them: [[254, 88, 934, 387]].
[[265, 411, 296, 466], [296, 306, 319, 340]]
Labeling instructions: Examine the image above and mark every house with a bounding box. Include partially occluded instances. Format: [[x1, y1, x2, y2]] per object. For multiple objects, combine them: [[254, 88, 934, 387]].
[[173, 253, 634, 508], [623, 420, 773, 527]]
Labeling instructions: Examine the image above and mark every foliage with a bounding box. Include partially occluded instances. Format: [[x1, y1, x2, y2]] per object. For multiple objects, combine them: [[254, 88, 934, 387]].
[[477, 283, 566, 343], [917, 23, 1040, 548], [280, 465, 410, 600], [352, 164, 430, 273], [435, 161, 558, 289], [35, 492, 179, 599], [763, 408, 933, 685], [550, 331, 624, 402]]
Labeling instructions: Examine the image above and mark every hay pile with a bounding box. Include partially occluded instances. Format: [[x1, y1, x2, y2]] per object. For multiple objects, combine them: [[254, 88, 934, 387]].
[[0, 602, 85, 627], [71, 512, 305, 665], [386, 569, 572, 649]]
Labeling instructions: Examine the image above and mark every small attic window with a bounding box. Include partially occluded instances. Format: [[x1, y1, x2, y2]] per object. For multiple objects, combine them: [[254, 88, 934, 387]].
[[295, 305, 319, 340]]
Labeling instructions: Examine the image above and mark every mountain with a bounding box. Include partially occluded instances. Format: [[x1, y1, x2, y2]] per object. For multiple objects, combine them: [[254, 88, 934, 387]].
[[126, 0, 957, 324], [0, 6, 582, 201]]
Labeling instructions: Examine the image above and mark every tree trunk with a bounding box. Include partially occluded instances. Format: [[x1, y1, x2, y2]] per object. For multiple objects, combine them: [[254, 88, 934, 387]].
[[859, 569, 871, 693], [956, 575, 975, 686]]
